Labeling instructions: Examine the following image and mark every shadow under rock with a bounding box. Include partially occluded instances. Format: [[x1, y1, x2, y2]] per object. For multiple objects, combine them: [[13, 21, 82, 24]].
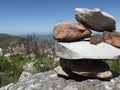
[[57, 38, 90, 43], [58, 71, 120, 82], [111, 71, 120, 78]]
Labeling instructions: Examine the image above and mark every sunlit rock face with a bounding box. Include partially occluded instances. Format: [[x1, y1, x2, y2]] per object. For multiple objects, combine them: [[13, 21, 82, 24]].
[[103, 31, 120, 48], [75, 8, 116, 32], [1, 70, 120, 90], [55, 41, 120, 60], [53, 21, 91, 42]]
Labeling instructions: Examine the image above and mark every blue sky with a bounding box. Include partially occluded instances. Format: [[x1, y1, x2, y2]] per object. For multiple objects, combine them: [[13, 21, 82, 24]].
[[0, 0, 120, 35]]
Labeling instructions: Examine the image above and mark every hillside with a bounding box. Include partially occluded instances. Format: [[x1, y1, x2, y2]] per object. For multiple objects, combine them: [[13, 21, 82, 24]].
[[0, 33, 22, 49]]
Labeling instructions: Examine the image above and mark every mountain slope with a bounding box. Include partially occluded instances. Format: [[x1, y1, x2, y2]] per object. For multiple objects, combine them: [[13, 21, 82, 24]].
[[0, 33, 22, 49]]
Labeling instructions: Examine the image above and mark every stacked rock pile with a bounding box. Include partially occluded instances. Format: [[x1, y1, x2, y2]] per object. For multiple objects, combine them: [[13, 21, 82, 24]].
[[52, 8, 120, 79]]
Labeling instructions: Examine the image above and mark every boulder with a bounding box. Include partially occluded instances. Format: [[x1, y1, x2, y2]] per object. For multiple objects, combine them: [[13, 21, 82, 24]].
[[58, 58, 112, 79], [1, 70, 120, 90], [55, 41, 120, 60], [103, 31, 120, 47], [75, 8, 116, 32], [90, 34, 102, 45], [53, 21, 91, 42]]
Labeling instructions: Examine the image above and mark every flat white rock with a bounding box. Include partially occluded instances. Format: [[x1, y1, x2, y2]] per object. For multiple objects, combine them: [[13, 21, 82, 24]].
[[55, 41, 120, 60]]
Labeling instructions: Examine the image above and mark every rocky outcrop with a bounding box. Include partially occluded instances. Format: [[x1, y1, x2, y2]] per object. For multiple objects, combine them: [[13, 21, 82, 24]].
[[53, 21, 91, 42], [75, 8, 116, 32], [1, 70, 120, 90]]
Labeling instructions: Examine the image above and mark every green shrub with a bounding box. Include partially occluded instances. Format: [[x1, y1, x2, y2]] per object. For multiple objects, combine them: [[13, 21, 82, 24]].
[[34, 53, 57, 73], [0, 57, 10, 72], [0, 54, 28, 87], [107, 60, 120, 72], [0, 53, 57, 87]]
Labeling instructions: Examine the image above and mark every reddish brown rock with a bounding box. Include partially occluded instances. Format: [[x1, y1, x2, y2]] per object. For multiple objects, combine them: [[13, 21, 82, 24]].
[[90, 34, 102, 45], [103, 31, 120, 47], [53, 21, 91, 42]]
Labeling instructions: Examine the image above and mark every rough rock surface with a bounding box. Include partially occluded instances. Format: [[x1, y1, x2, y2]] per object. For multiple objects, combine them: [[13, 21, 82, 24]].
[[55, 41, 120, 60], [23, 62, 35, 73], [53, 21, 91, 42], [75, 8, 116, 32], [1, 70, 120, 90], [54, 65, 70, 77], [103, 31, 120, 47], [19, 71, 32, 81], [54, 65, 112, 79], [57, 58, 112, 79], [90, 34, 102, 45]]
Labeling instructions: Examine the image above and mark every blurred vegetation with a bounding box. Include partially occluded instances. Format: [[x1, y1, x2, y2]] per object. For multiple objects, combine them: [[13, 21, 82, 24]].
[[33, 53, 58, 73], [107, 61, 120, 72], [0, 33, 22, 50], [0, 53, 57, 87], [0, 54, 28, 87], [0, 33, 57, 87]]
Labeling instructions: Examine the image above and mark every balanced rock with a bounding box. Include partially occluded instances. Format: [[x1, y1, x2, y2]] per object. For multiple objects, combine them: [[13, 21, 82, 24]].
[[103, 31, 120, 47], [53, 21, 91, 42], [54, 65, 112, 79], [57, 58, 112, 79], [56, 41, 120, 59], [75, 8, 116, 32], [90, 34, 102, 45]]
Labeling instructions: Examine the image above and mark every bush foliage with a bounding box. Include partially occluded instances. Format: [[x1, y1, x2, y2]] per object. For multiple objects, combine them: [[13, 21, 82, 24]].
[[0, 53, 57, 87], [0, 54, 28, 87], [0, 34, 57, 87]]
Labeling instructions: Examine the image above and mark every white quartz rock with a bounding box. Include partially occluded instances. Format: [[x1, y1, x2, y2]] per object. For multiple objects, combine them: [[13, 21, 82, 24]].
[[56, 41, 120, 60]]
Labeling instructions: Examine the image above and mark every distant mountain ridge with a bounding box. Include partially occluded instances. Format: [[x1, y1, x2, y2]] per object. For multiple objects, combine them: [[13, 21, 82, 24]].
[[0, 33, 22, 49]]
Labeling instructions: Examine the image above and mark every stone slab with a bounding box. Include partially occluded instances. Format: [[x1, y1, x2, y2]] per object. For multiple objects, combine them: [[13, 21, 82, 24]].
[[56, 58, 112, 79], [55, 41, 120, 60], [54, 65, 112, 79]]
